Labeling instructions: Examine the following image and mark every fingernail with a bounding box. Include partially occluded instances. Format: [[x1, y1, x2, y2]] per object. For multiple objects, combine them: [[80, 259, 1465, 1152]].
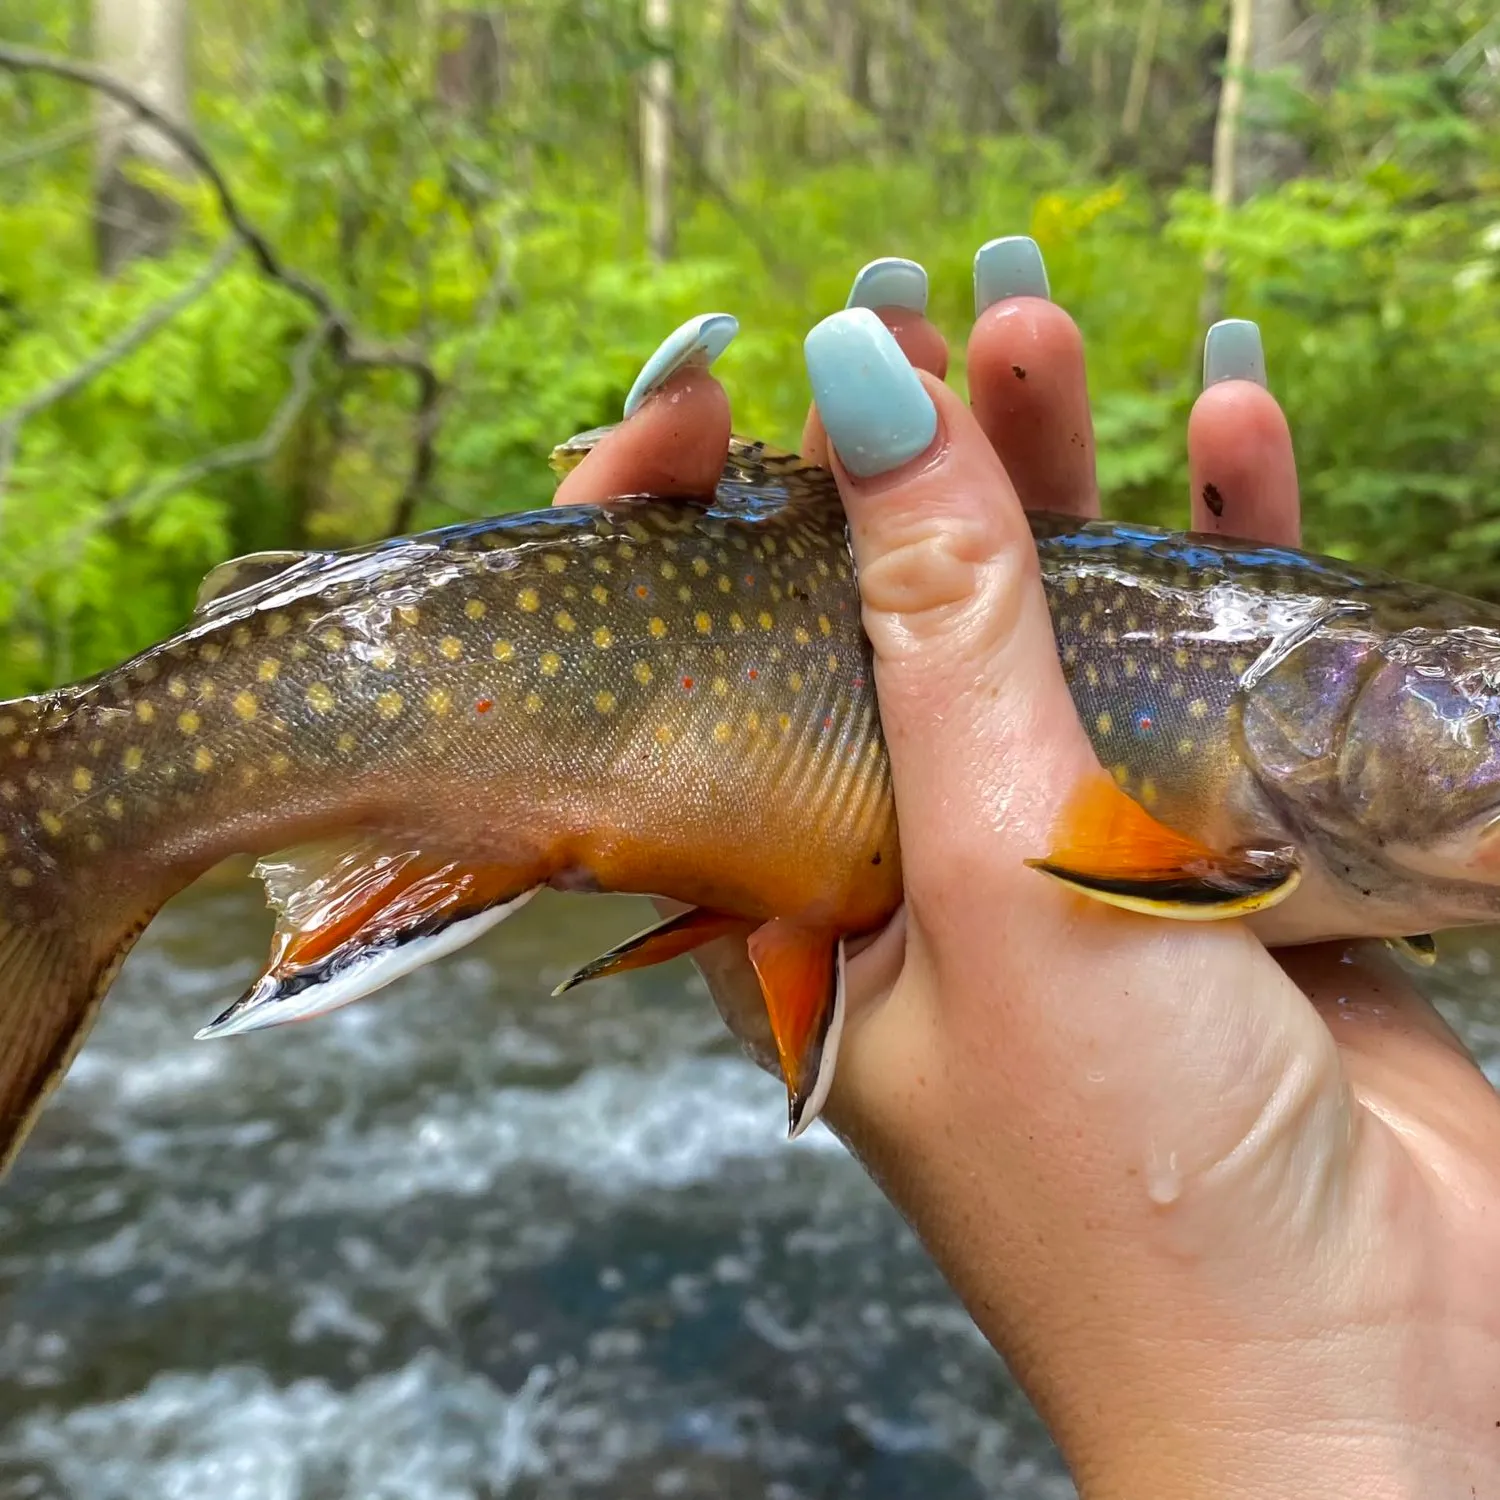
[[804, 308, 938, 480], [623, 312, 739, 419], [1203, 319, 1267, 389], [974, 236, 1050, 315], [846, 257, 928, 314]]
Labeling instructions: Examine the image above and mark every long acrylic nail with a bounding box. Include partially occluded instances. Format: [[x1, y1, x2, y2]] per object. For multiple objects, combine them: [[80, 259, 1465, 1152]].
[[804, 308, 938, 480], [623, 312, 739, 419], [846, 257, 929, 314], [1203, 319, 1267, 389], [974, 236, 1050, 315]]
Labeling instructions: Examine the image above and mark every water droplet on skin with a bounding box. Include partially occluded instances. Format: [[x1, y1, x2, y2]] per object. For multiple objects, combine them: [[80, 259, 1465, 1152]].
[[1086, 1069, 1105, 1085], [1146, 1150, 1182, 1206]]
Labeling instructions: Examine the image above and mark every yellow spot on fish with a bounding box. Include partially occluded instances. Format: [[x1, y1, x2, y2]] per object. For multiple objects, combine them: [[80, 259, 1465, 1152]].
[[123, 747, 144, 773], [200, 643, 222, 663], [167, 677, 187, 699], [1149, 664, 1162, 682], [193, 746, 215, 773], [1112, 764, 1130, 787], [258, 658, 280, 682], [198, 681, 217, 701], [1140, 778, 1159, 807], [493, 639, 514, 662], [592, 558, 612, 574], [1169, 682, 1184, 700], [789, 672, 803, 692], [269, 752, 291, 775], [676, 586, 691, 604], [9, 868, 34, 887], [713, 721, 731, 744], [655, 723, 674, 745], [369, 646, 396, 670], [39, 810, 63, 836], [717, 575, 732, 593], [320, 629, 344, 651], [0, 718, 13, 737], [1063, 645, 1078, 666], [793, 627, 810, 646], [592, 625, 614, 650], [1200, 654, 1215, 670], [178, 710, 201, 735], [660, 562, 677, 581], [592, 584, 609, 606], [136, 702, 155, 724], [268, 614, 291, 637], [1230, 655, 1249, 675], [524, 692, 542, 714], [397, 605, 420, 626], [618, 543, 636, 561], [105, 796, 123, 820], [0, 783, 14, 802], [747, 711, 761, 733], [1096, 711, 1113, 735], [729, 613, 744, 633], [1174, 647, 1190, 668], [440, 636, 463, 661], [540, 652, 561, 677], [692, 557, 709, 576], [817, 615, 832, 636], [465, 599, 487, 620], [1085, 665, 1100, 688], [84, 833, 103, 853], [72, 767, 92, 793], [633, 661, 653, 685], [555, 611, 576, 633], [376, 691, 404, 719], [518, 588, 540, 613], [544, 554, 567, 574], [694, 612, 712, 635], [426, 687, 452, 716], [649, 617, 667, 639], [1189, 698, 1208, 719], [306, 683, 335, 714], [233, 691, 258, 721], [827, 653, 839, 671], [290, 642, 310, 661], [757, 611, 773, 631], [231, 626, 252, 648], [778, 713, 792, 733]]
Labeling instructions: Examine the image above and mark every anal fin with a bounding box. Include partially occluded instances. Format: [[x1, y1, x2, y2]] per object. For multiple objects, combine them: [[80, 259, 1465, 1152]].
[[553, 906, 753, 995], [1026, 773, 1300, 919], [1388, 933, 1438, 967], [197, 836, 537, 1039], [746, 920, 846, 1140]]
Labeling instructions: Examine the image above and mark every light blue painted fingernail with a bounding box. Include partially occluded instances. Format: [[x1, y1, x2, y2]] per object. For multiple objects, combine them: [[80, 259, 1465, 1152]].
[[1203, 319, 1267, 389], [623, 312, 739, 419], [974, 236, 1050, 315], [846, 257, 928, 314], [804, 308, 938, 480]]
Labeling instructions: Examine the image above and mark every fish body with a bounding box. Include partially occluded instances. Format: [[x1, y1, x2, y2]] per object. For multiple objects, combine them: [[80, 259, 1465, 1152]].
[[5, 434, 1500, 1169]]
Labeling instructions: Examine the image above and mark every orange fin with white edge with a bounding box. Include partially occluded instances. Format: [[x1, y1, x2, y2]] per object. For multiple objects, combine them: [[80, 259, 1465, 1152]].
[[553, 906, 753, 995], [197, 836, 538, 1039], [746, 920, 846, 1140], [1025, 773, 1300, 919]]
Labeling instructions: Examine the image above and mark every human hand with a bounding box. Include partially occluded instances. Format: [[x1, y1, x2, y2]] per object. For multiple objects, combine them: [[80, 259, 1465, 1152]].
[[556, 249, 1500, 1498]]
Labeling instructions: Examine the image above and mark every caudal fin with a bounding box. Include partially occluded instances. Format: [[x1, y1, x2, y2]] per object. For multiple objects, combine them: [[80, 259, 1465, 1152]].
[[0, 903, 155, 1176]]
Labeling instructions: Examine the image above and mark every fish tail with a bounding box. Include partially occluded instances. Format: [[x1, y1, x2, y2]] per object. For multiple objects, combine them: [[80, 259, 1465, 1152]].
[[0, 698, 183, 1176]]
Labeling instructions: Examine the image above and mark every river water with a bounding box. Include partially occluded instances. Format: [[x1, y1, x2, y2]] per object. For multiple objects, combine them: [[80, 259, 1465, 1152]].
[[1, 880, 1498, 1500]]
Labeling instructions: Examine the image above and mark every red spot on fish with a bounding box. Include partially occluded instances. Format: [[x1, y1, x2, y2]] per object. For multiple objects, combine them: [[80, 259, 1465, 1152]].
[[635, 585, 649, 599], [475, 698, 494, 714], [681, 676, 695, 692], [1137, 713, 1153, 732], [744, 574, 755, 586], [747, 668, 758, 680], [852, 676, 865, 690], [822, 716, 832, 730]]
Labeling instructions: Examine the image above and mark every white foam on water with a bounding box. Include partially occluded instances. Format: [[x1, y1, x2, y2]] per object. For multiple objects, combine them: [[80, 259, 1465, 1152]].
[[6, 1354, 557, 1500]]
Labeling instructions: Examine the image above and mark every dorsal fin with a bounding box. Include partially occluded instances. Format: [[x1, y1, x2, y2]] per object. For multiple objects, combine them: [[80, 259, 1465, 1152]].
[[194, 551, 322, 618]]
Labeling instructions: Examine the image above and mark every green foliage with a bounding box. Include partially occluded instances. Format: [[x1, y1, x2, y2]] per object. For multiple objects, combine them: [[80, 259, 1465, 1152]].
[[0, 0, 1497, 698]]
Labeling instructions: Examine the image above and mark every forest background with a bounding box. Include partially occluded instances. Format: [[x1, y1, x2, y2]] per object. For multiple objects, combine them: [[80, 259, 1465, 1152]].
[[0, 0, 1495, 698]]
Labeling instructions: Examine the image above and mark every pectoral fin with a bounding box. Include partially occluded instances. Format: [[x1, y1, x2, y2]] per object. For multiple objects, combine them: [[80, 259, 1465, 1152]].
[[1387, 933, 1438, 966], [1026, 774, 1300, 919], [553, 906, 754, 994], [197, 837, 537, 1039], [746, 921, 846, 1140]]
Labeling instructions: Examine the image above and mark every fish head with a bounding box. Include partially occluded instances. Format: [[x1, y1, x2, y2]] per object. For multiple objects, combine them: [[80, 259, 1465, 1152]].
[[1334, 626, 1500, 883]]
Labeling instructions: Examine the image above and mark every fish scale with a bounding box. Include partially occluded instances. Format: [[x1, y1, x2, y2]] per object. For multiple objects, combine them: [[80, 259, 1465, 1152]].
[[7, 434, 1500, 1169]]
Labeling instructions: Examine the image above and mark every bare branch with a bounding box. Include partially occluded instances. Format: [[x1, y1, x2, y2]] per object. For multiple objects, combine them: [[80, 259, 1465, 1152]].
[[0, 42, 442, 527], [64, 317, 338, 550], [0, 237, 242, 497]]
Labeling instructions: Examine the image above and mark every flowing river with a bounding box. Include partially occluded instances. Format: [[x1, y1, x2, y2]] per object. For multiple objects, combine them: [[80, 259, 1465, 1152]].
[[2, 877, 1498, 1499]]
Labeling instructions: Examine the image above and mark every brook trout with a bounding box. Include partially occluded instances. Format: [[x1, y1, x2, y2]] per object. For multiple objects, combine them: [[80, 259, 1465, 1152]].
[[3, 432, 1500, 1173]]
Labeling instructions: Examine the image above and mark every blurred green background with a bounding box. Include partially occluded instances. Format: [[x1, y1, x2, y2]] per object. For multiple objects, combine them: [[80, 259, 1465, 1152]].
[[1, 0, 1497, 698]]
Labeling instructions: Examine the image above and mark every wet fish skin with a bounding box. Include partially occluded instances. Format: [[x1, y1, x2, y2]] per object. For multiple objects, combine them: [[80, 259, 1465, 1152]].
[[7, 435, 1500, 1170]]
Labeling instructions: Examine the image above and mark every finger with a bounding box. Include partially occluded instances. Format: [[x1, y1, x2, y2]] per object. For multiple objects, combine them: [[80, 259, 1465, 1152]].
[[967, 237, 1099, 518], [800, 259, 948, 471], [553, 313, 735, 508], [1188, 320, 1300, 542]]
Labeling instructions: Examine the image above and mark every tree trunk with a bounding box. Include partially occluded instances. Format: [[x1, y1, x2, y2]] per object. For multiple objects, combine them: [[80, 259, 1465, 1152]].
[[435, 9, 507, 118], [1239, 0, 1305, 195], [1120, 0, 1163, 142], [92, 0, 192, 276], [641, 0, 674, 262], [1199, 0, 1254, 330]]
